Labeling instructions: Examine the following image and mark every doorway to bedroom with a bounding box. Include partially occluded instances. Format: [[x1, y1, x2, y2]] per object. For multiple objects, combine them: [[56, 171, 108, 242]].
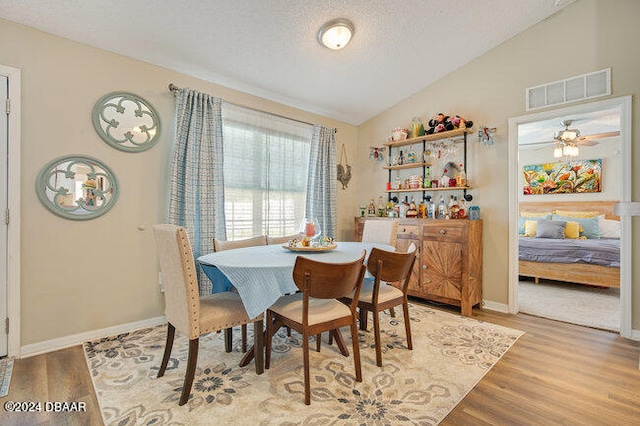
[[510, 97, 631, 334]]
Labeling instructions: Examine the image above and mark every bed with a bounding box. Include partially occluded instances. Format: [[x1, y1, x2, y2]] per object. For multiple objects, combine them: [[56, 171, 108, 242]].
[[518, 200, 620, 288]]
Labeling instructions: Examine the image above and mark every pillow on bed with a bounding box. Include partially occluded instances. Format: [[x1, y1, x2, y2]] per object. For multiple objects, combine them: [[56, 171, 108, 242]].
[[518, 214, 551, 235], [564, 221, 581, 239], [598, 217, 620, 239], [553, 215, 600, 239], [535, 219, 566, 239], [554, 210, 601, 218], [524, 220, 538, 237]]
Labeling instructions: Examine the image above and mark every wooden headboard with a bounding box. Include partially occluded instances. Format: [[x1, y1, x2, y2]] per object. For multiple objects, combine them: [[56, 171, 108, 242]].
[[519, 200, 619, 220]]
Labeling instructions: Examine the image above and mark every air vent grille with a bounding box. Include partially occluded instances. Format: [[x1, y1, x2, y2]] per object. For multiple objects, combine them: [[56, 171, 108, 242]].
[[526, 68, 611, 111]]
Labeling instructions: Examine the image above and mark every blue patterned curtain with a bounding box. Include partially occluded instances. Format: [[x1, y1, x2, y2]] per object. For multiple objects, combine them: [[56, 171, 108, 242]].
[[305, 125, 337, 238], [169, 88, 226, 295]]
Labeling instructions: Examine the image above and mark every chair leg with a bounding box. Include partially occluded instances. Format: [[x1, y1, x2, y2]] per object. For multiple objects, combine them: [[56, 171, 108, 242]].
[[241, 324, 248, 353], [359, 308, 368, 331], [179, 338, 199, 406], [253, 319, 264, 374], [350, 320, 362, 382], [224, 328, 233, 353], [373, 309, 383, 367], [389, 307, 396, 318], [157, 323, 175, 378], [316, 334, 321, 352], [402, 302, 413, 350], [302, 331, 311, 405]]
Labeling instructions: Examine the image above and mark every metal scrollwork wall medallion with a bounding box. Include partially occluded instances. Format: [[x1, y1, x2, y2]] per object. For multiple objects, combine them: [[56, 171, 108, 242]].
[[92, 91, 161, 152], [36, 155, 119, 220]]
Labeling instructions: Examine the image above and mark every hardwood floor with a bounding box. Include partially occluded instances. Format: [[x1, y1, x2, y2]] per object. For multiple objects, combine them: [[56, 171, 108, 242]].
[[1, 304, 639, 425]]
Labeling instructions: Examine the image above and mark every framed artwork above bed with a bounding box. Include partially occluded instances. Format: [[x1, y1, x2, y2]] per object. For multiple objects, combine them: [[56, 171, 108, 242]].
[[522, 159, 602, 195]]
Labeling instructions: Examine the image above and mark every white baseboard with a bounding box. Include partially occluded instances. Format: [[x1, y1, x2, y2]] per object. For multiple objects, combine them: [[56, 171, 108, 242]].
[[20, 316, 167, 359], [630, 329, 640, 342], [482, 300, 509, 313]]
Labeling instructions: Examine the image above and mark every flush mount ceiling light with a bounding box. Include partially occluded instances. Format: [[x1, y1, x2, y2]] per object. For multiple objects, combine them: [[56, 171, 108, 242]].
[[318, 18, 354, 50]]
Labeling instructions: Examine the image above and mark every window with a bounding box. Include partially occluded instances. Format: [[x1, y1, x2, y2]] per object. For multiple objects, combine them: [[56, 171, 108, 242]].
[[222, 104, 312, 240]]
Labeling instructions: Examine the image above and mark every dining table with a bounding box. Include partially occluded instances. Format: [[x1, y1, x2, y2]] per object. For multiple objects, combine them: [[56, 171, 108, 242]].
[[197, 241, 394, 367]]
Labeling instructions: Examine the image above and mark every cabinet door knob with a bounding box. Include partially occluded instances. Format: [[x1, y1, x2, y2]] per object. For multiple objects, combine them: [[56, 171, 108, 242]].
[[422, 264, 427, 270], [439, 229, 446, 235]]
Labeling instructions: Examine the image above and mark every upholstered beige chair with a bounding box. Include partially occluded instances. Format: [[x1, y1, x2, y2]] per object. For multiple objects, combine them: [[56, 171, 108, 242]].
[[340, 244, 416, 367], [266, 234, 301, 245], [154, 224, 264, 406], [212, 235, 268, 353], [265, 253, 366, 405], [361, 220, 399, 246], [214, 235, 267, 251]]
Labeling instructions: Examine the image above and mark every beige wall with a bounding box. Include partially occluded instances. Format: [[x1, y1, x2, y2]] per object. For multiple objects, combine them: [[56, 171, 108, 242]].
[[357, 0, 640, 327], [0, 18, 357, 346]]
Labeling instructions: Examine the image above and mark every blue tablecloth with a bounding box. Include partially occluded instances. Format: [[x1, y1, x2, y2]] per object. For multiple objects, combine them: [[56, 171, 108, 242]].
[[197, 242, 392, 319]]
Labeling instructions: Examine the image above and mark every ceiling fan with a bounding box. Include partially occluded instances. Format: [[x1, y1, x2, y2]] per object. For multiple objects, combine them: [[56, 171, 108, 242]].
[[554, 119, 619, 146]]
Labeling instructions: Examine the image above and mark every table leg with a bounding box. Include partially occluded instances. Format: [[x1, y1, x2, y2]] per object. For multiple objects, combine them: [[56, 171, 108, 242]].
[[239, 321, 265, 374]]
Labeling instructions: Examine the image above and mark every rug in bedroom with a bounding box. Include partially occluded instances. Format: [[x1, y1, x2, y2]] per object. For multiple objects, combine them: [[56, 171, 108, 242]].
[[519, 280, 619, 332], [84, 304, 523, 425]]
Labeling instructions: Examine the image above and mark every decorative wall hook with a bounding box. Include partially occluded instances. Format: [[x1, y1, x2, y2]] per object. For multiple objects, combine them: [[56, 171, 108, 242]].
[[368, 146, 386, 162], [478, 126, 496, 146]]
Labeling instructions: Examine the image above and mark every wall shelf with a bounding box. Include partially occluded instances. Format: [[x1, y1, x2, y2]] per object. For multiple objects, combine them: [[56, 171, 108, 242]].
[[383, 128, 467, 149], [386, 186, 471, 193]]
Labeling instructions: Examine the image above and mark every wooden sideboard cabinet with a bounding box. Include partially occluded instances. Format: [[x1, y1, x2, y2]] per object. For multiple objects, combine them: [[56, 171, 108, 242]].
[[354, 217, 482, 316]]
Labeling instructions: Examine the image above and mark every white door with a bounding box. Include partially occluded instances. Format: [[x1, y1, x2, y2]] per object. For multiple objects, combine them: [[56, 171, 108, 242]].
[[0, 75, 7, 356]]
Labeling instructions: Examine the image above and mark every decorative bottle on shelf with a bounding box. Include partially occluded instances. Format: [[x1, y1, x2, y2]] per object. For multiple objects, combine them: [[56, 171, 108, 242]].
[[426, 195, 435, 219], [438, 195, 445, 219], [367, 198, 376, 217], [458, 197, 466, 219], [423, 166, 431, 188], [457, 166, 466, 187], [407, 197, 417, 218], [377, 196, 385, 217], [398, 196, 407, 218], [450, 196, 460, 219], [407, 145, 416, 163]]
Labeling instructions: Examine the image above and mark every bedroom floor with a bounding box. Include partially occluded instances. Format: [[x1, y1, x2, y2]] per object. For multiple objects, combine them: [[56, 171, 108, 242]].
[[518, 278, 620, 332]]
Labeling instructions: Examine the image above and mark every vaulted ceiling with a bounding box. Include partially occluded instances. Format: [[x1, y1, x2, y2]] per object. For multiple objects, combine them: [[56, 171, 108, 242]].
[[0, 0, 575, 125]]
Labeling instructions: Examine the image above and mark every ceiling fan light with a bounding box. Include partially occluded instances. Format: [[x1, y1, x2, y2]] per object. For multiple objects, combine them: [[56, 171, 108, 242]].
[[553, 146, 563, 158], [318, 19, 354, 50]]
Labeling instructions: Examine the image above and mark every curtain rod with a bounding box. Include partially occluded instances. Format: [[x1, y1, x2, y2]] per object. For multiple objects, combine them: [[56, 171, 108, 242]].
[[168, 83, 336, 133]]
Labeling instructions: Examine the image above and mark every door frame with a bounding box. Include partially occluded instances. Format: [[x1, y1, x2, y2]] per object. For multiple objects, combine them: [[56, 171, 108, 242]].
[[0, 65, 21, 357], [508, 95, 632, 339]]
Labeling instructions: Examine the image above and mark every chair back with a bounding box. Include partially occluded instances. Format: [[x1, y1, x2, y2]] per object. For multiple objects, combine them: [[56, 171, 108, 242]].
[[361, 220, 399, 246], [293, 252, 366, 300], [214, 235, 267, 251], [267, 234, 301, 245], [367, 244, 417, 292], [153, 224, 201, 339]]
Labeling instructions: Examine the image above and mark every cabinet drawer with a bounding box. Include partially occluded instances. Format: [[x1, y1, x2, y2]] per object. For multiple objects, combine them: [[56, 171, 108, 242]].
[[423, 223, 464, 242], [397, 224, 420, 239]]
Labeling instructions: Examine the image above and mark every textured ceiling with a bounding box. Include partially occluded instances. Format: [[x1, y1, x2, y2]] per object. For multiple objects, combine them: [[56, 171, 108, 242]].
[[0, 0, 575, 125]]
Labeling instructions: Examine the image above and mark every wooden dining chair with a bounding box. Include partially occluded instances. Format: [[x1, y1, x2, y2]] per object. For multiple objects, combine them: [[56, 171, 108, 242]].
[[153, 224, 264, 406], [361, 219, 399, 246], [340, 244, 416, 367], [213, 235, 268, 353], [266, 234, 301, 245], [362, 219, 400, 315], [265, 253, 366, 405]]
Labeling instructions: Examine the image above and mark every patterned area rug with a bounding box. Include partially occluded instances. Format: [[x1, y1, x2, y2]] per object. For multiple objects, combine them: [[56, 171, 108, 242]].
[[0, 358, 13, 398], [84, 305, 523, 425]]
